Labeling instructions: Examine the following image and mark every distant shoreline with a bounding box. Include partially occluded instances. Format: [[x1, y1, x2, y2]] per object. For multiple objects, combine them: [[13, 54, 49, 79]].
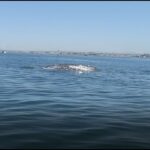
[[1, 50, 150, 59]]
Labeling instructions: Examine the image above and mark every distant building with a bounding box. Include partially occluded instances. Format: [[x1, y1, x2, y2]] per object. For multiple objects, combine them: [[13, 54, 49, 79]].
[[1, 50, 7, 54]]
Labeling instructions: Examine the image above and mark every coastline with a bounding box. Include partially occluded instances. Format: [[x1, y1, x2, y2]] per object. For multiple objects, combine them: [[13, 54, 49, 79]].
[[1, 50, 150, 59]]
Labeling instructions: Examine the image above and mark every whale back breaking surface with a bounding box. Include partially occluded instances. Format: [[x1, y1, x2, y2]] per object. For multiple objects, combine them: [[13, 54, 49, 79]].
[[42, 64, 96, 73]]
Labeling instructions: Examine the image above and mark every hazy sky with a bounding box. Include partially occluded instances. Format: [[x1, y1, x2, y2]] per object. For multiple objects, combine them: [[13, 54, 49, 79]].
[[0, 2, 150, 53]]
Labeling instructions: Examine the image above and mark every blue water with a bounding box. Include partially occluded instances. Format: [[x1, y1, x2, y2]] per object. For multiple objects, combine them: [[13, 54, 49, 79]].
[[0, 53, 150, 149]]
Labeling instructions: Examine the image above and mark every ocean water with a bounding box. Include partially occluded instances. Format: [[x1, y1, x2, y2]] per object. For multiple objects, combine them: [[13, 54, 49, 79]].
[[0, 53, 150, 149]]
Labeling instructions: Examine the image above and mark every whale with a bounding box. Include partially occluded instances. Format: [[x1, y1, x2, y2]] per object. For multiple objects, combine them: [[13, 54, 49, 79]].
[[42, 64, 96, 73]]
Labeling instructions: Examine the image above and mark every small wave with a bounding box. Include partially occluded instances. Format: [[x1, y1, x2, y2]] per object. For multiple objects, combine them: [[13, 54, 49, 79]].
[[42, 64, 96, 73], [20, 66, 34, 69]]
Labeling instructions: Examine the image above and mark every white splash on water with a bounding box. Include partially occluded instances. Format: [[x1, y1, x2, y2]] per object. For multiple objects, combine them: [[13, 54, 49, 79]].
[[68, 65, 95, 72]]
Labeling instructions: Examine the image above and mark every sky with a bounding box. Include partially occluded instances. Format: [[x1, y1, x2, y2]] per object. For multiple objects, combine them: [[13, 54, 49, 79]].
[[0, 1, 150, 53]]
